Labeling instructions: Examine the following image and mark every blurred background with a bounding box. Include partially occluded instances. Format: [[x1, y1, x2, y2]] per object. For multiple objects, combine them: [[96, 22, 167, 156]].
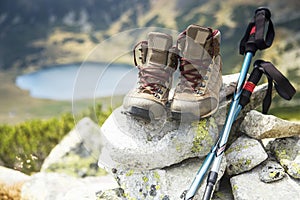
[[0, 0, 299, 124], [0, 0, 299, 174]]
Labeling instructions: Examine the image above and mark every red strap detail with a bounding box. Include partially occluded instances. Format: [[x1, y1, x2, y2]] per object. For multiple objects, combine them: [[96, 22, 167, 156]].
[[250, 26, 256, 35], [244, 81, 256, 93]]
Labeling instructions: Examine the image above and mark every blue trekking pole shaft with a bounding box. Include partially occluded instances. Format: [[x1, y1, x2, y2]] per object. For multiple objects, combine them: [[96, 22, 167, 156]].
[[202, 7, 274, 200]]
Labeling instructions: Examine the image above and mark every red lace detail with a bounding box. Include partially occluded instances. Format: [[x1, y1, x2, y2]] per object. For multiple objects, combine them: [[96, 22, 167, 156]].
[[179, 57, 207, 89], [138, 65, 170, 93]]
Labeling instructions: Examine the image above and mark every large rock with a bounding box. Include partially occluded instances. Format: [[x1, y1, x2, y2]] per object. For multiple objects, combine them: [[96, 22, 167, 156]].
[[41, 117, 106, 177], [240, 110, 300, 139], [111, 157, 226, 200], [21, 172, 118, 200], [230, 166, 300, 200], [0, 166, 30, 186], [99, 107, 219, 170], [268, 136, 300, 179], [225, 136, 268, 175]]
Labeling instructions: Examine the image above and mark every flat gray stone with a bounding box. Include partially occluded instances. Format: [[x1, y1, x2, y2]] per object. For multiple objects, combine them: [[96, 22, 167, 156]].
[[268, 136, 300, 179], [230, 166, 300, 200], [225, 136, 268, 175], [111, 157, 226, 200], [21, 172, 118, 200], [240, 110, 300, 139], [259, 160, 286, 183]]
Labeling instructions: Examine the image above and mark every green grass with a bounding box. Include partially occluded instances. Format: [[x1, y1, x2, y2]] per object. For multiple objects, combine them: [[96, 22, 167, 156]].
[[269, 106, 300, 122]]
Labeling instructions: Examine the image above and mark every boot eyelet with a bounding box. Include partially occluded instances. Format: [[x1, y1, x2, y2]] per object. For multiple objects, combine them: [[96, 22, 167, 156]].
[[157, 88, 163, 94], [154, 93, 160, 99], [195, 90, 203, 95]]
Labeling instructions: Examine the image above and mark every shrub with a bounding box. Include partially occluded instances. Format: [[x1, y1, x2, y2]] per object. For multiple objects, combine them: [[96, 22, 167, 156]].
[[0, 113, 75, 174]]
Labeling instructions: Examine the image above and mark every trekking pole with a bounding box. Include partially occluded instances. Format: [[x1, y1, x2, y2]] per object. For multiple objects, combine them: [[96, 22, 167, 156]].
[[181, 7, 275, 200]]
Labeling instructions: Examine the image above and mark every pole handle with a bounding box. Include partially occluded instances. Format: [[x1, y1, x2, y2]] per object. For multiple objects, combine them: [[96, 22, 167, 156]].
[[239, 7, 274, 55]]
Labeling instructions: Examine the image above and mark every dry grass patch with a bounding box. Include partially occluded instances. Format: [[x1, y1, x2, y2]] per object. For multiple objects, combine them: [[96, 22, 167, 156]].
[[0, 182, 24, 200]]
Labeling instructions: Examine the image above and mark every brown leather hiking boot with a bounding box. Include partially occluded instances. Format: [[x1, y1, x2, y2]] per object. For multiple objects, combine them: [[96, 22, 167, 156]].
[[170, 24, 222, 120], [123, 32, 179, 120]]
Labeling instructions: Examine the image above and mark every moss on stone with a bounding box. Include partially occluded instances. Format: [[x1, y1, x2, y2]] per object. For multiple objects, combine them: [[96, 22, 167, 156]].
[[45, 152, 107, 177], [269, 171, 278, 178], [291, 162, 300, 177], [225, 142, 255, 155], [175, 143, 182, 152], [276, 149, 288, 160], [245, 159, 252, 166], [209, 117, 218, 129], [191, 119, 213, 153], [124, 192, 137, 200], [142, 176, 149, 183], [232, 184, 238, 191], [155, 185, 161, 190], [154, 171, 160, 181], [126, 169, 134, 177]]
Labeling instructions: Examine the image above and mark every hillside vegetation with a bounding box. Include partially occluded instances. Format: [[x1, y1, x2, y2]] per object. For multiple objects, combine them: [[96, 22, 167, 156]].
[[0, 104, 111, 174], [0, 0, 299, 74]]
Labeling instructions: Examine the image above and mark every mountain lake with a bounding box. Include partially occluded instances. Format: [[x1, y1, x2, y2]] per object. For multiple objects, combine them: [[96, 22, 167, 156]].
[[15, 62, 138, 101]]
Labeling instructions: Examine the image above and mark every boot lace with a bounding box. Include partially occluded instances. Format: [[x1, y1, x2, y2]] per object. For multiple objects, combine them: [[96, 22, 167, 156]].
[[178, 57, 210, 94], [175, 28, 219, 95], [133, 41, 175, 98]]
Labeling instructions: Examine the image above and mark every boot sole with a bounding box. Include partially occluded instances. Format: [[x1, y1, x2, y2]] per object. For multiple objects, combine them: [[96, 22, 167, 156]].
[[171, 111, 201, 122], [129, 106, 152, 121]]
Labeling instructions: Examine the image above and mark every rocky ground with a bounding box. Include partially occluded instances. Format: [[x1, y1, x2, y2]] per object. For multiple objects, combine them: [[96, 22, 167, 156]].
[[0, 74, 299, 200]]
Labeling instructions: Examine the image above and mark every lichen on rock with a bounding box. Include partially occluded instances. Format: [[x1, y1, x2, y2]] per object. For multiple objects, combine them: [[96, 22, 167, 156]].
[[268, 136, 300, 179], [191, 118, 216, 153], [259, 160, 286, 183], [225, 136, 268, 175]]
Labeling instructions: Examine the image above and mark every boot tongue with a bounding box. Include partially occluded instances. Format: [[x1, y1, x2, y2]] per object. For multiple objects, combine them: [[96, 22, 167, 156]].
[[178, 25, 213, 91], [147, 32, 173, 67], [182, 25, 212, 67]]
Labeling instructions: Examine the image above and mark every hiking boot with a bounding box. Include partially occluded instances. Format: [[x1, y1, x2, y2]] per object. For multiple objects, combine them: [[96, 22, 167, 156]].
[[123, 32, 179, 120], [170, 24, 222, 120]]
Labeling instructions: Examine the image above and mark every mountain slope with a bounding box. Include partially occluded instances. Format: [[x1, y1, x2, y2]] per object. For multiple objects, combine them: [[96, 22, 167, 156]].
[[0, 0, 299, 88]]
